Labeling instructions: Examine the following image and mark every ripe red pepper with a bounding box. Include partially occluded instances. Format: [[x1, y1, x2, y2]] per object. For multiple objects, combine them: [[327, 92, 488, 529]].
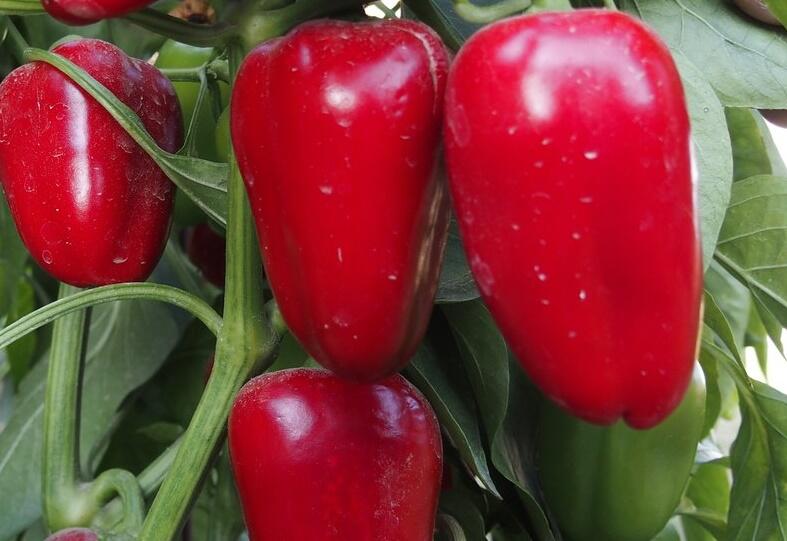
[[444, 11, 701, 428], [0, 39, 182, 287], [184, 223, 226, 287], [232, 20, 450, 381], [228, 368, 443, 540], [42, 0, 155, 25]]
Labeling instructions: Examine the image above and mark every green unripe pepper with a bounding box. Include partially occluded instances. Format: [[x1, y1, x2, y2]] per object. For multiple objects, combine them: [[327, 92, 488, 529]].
[[536, 364, 706, 541], [156, 40, 229, 225]]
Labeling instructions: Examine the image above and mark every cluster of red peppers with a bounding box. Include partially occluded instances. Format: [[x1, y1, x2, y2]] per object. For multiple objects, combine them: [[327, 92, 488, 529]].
[[0, 5, 702, 541]]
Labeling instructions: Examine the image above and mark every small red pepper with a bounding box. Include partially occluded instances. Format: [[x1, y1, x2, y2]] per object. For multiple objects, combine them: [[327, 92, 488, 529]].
[[228, 368, 443, 540], [0, 39, 182, 287], [232, 20, 450, 381], [42, 0, 156, 25], [444, 11, 702, 428]]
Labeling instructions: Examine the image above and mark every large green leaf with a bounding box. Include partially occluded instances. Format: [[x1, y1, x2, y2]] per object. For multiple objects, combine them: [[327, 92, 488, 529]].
[[621, 0, 787, 108], [681, 462, 731, 541], [0, 194, 27, 320], [705, 260, 752, 351], [672, 53, 733, 266], [727, 381, 787, 540], [191, 448, 245, 541], [0, 298, 181, 538], [442, 300, 508, 441], [406, 336, 500, 497], [715, 175, 787, 328], [436, 219, 480, 303], [491, 359, 556, 541]]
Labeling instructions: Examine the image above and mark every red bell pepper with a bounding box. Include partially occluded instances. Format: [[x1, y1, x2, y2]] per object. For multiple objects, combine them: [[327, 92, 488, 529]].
[[42, 0, 156, 25], [444, 11, 702, 428], [232, 20, 450, 381], [0, 39, 182, 287], [228, 368, 443, 541]]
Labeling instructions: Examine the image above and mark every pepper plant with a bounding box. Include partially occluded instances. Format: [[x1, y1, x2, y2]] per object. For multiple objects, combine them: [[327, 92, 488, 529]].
[[0, 0, 785, 539]]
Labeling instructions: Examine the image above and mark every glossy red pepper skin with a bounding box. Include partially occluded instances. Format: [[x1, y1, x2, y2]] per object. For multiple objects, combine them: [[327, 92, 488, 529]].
[[444, 11, 701, 428], [228, 368, 443, 541], [232, 20, 450, 381], [0, 39, 182, 287], [42, 0, 155, 25]]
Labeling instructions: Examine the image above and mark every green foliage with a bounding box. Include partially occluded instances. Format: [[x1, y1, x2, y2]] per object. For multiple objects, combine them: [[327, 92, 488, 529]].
[[1, 0, 787, 539]]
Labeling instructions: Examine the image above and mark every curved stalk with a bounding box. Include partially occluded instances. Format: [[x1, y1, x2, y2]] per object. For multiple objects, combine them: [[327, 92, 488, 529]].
[[42, 284, 89, 531], [138, 43, 276, 541], [0, 283, 223, 351]]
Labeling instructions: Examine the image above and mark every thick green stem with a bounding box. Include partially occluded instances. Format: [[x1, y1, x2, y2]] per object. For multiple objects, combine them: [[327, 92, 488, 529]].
[[42, 283, 88, 531], [138, 44, 275, 541], [0, 0, 43, 16], [125, 9, 238, 47]]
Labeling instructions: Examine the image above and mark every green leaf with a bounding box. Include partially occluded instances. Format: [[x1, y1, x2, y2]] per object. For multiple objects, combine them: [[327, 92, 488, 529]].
[[726, 108, 773, 182], [5, 277, 37, 387], [703, 297, 743, 364], [621, 0, 787, 108], [26, 48, 229, 226], [671, 53, 733, 267], [440, 303, 556, 540], [491, 358, 556, 541], [727, 381, 787, 540], [438, 492, 486, 541], [136, 421, 183, 444], [682, 462, 731, 540], [442, 300, 508, 442], [191, 449, 245, 541], [753, 111, 787, 177], [0, 193, 27, 319], [436, 219, 480, 304], [705, 260, 752, 350], [751, 291, 786, 358], [0, 299, 182, 538], [746, 301, 770, 371], [764, 0, 787, 29], [406, 337, 500, 497], [715, 175, 787, 329]]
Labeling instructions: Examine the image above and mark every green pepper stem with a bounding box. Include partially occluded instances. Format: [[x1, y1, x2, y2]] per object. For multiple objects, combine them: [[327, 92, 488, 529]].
[[125, 9, 238, 47], [93, 439, 183, 530], [42, 283, 88, 531], [0, 283, 222, 352], [85, 469, 146, 533], [237, 0, 368, 50], [453, 0, 531, 23], [138, 43, 277, 541], [0, 0, 43, 16]]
